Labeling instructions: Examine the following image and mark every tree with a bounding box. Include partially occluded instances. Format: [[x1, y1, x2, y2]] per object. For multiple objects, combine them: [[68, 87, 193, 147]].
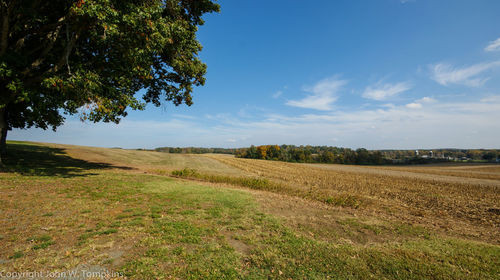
[[0, 0, 219, 163], [355, 148, 370, 165], [267, 145, 280, 160], [256, 145, 268, 159], [320, 151, 334, 163], [482, 151, 497, 161], [246, 145, 257, 158]]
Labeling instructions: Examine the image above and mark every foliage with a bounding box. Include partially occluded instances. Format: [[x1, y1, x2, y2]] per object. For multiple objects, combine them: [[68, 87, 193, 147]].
[[155, 144, 500, 166], [235, 145, 500, 165], [0, 0, 219, 138], [236, 145, 390, 165], [155, 146, 237, 154]]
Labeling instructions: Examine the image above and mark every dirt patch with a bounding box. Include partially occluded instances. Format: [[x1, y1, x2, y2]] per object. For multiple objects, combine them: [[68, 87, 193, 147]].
[[221, 231, 251, 255]]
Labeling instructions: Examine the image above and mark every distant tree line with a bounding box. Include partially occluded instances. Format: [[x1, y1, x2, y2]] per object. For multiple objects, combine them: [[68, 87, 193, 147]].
[[235, 145, 389, 165], [155, 145, 499, 165], [155, 147, 237, 154], [379, 149, 499, 162]]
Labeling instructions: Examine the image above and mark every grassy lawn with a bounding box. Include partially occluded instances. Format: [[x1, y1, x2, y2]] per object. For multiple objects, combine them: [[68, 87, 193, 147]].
[[0, 142, 498, 279]]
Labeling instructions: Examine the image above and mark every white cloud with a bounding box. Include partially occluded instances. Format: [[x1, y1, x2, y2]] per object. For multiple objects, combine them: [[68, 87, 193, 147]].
[[223, 96, 500, 148], [272, 90, 283, 99], [417, 96, 437, 103], [11, 95, 500, 149], [430, 61, 500, 87], [381, 103, 396, 109], [485, 37, 500, 52], [171, 114, 198, 120], [405, 102, 422, 109], [362, 81, 411, 101], [286, 76, 347, 111], [480, 95, 500, 103], [402, 96, 437, 110]]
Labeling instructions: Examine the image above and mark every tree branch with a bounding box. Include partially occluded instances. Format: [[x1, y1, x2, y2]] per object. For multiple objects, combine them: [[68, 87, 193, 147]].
[[25, 29, 79, 86], [32, 27, 62, 66], [0, 5, 10, 56], [22, 17, 67, 76], [53, 31, 78, 74], [0, 0, 18, 56], [14, 15, 68, 52]]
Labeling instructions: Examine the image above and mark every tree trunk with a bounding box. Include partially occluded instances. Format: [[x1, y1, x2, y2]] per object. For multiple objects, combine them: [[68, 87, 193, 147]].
[[0, 123, 6, 154], [0, 107, 7, 164]]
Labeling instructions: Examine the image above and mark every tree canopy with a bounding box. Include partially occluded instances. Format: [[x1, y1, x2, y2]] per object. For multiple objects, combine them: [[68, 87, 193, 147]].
[[0, 0, 219, 161]]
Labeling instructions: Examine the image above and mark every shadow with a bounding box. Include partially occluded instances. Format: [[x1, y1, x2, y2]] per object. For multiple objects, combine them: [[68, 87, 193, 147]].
[[1, 142, 134, 178]]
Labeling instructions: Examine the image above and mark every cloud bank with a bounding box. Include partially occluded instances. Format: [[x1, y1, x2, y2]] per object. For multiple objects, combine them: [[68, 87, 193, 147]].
[[11, 95, 500, 149]]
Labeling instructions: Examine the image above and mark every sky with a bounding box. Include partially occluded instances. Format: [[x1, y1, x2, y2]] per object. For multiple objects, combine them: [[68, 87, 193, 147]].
[[10, 0, 500, 149]]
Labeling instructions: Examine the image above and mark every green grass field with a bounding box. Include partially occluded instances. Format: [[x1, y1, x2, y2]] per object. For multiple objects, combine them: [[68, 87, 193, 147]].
[[0, 141, 499, 279]]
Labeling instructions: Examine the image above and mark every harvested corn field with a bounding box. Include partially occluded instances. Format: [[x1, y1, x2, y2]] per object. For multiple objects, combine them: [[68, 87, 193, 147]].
[[206, 155, 500, 244]]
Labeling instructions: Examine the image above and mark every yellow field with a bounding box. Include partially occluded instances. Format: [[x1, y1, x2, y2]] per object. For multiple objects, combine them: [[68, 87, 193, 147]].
[[205, 155, 500, 244]]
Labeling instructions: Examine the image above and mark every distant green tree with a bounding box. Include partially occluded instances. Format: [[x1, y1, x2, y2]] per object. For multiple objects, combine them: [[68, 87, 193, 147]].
[[355, 148, 370, 164], [267, 145, 280, 160], [482, 151, 497, 161], [0, 0, 219, 163], [343, 149, 356, 164], [246, 145, 258, 158], [292, 148, 306, 162], [369, 151, 385, 165], [320, 151, 335, 163]]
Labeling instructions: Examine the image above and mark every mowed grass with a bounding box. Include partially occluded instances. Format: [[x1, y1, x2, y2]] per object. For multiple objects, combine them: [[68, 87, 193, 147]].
[[0, 142, 499, 279]]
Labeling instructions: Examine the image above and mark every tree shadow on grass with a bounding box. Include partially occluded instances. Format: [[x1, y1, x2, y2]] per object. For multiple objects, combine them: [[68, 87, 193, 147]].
[[1, 142, 134, 177]]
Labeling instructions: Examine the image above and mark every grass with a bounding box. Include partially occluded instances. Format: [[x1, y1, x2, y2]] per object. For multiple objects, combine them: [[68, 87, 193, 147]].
[[8, 251, 24, 259], [0, 141, 499, 279], [28, 235, 55, 250]]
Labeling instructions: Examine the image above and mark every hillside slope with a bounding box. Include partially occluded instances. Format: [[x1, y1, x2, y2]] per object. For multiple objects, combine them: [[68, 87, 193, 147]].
[[0, 141, 499, 279]]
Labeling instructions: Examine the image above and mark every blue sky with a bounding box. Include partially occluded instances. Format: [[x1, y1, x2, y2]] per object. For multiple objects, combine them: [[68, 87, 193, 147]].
[[11, 0, 500, 149]]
